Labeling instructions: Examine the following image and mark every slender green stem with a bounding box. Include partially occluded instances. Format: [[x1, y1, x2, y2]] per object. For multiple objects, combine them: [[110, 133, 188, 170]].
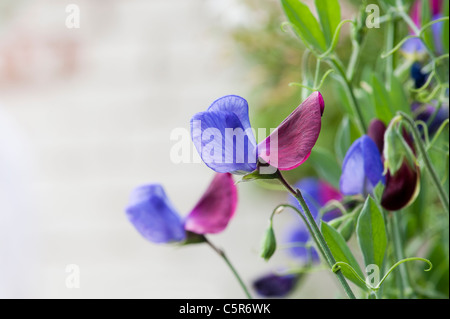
[[274, 204, 327, 266], [204, 236, 252, 299], [346, 40, 360, 82], [313, 58, 321, 89], [328, 57, 367, 134], [398, 111, 450, 214], [276, 171, 356, 299]]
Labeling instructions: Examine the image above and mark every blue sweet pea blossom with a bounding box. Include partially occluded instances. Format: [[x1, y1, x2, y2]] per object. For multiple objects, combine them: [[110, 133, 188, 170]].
[[126, 184, 186, 243], [191, 95, 258, 174], [340, 135, 385, 196], [191, 92, 325, 174], [126, 173, 238, 243]]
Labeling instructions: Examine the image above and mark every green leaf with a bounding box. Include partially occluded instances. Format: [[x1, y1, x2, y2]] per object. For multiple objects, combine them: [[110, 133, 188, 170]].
[[281, 0, 327, 52], [321, 222, 367, 290], [372, 181, 385, 205], [339, 218, 355, 242], [371, 75, 394, 124], [314, 0, 341, 46], [308, 146, 341, 189], [356, 197, 387, 270]]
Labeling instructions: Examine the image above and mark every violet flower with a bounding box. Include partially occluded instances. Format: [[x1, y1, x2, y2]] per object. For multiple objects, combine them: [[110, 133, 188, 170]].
[[339, 135, 385, 197], [340, 119, 421, 211], [402, 0, 444, 57], [412, 102, 449, 136], [125, 173, 237, 243], [253, 273, 298, 297], [191, 92, 324, 174], [369, 120, 422, 211]]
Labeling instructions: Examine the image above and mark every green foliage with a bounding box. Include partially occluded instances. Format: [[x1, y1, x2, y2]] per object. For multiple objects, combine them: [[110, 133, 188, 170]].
[[356, 197, 387, 271]]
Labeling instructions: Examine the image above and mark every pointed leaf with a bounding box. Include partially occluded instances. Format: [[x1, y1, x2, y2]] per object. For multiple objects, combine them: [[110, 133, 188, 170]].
[[315, 0, 341, 46], [356, 196, 387, 270], [281, 0, 327, 51], [321, 221, 367, 290]]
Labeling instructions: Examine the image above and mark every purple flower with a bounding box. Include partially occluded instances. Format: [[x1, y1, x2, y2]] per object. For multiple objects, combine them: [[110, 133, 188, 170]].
[[339, 135, 385, 197], [412, 102, 449, 136], [190, 92, 324, 174], [344, 119, 421, 211], [402, 0, 444, 57], [411, 62, 430, 89], [253, 273, 298, 297], [287, 178, 342, 262], [126, 173, 237, 243], [369, 120, 421, 211], [191, 96, 258, 174]]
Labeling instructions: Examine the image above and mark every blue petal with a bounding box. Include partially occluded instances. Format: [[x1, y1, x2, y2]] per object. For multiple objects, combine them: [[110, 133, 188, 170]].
[[340, 136, 384, 196], [362, 135, 385, 190], [253, 273, 298, 297], [288, 178, 321, 221], [191, 109, 257, 174], [285, 225, 319, 262], [126, 184, 186, 243], [431, 14, 444, 55], [340, 137, 366, 195], [411, 62, 429, 89], [207, 95, 253, 133], [402, 37, 426, 55]]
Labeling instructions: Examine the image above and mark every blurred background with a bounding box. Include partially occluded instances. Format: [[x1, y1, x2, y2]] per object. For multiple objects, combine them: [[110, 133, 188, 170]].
[[0, 0, 375, 298]]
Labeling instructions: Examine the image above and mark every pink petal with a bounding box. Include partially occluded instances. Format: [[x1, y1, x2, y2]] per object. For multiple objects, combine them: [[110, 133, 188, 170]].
[[318, 181, 342, 206], [184, 173, 238, 234], [258, 92, 324, 170]]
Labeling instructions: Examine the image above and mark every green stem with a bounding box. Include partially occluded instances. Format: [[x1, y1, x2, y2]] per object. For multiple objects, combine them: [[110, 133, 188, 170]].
[[204, 236, 252, 299], [276, 171, 357, 299], [328, 57, 367, 134], [398, 111, 450, 214], [274, 204, 327, 266], [346, 40, 360, 82], [313, 58, 321, 89]]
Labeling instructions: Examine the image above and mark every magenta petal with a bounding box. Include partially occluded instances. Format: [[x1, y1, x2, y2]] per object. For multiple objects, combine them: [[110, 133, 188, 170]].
[[258, 92, 323, 170], [184, 173, 238, 234]]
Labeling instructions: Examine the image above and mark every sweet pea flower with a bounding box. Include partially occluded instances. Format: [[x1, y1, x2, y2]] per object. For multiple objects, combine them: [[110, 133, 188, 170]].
[[340, 119, 421, 211], [339, 135, 385, 197], [191, 92, 324, 174], [402, 0, 444, 58], [412, 102, 449, 136], [411, 62, 430, 89], [287, 178, 342, 262], [369, 120, 421, 211], [125, 173, 237, 243], [252, 273, 298, 297]]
